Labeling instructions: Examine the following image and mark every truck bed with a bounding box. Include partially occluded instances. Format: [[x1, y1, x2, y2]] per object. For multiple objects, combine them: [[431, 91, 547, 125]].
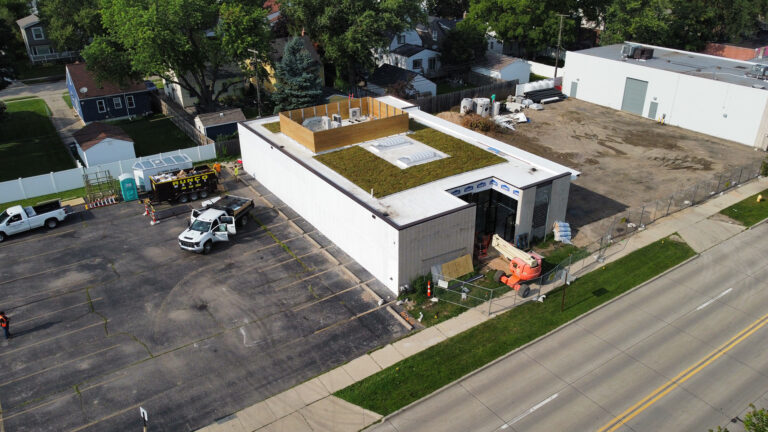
[[205, 195, 254, 219]]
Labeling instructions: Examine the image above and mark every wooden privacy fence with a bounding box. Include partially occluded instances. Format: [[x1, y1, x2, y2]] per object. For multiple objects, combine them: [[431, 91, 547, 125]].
[[215, 139, 240, 157], [153, 94, 214, 146], [413, 80, 518, 113]]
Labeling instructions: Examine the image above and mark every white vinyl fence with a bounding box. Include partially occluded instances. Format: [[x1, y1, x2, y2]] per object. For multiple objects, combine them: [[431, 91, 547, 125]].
[[527, 61, 557, 78], [0, 144, 216, 204]]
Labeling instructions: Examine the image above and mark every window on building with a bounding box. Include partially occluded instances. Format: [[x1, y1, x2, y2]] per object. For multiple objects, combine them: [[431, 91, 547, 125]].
[[33, 45, 51, 55], [397, 34, 405, 45], [126, 95, 135, 108], [96, 100, 106, 113], [412, 59, 422, 70], [31, 26, 44, 40], [113, 97, 122, 109], [489, 41, 494, 50], [428, 57, 436, 71], [431, 29, 438, 41]]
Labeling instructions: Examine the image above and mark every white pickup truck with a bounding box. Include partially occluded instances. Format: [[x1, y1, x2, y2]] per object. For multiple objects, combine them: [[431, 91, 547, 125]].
[[178, 195, 254, 254], [0, 200, 68, 242]]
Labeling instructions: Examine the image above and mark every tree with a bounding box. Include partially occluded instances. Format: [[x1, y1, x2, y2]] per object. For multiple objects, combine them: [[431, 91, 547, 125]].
[[272, 37, 323, 112], [83, 0, 272, 112], [0, 0, 29, 20], [709, 404, 768, 432], [466, 0, 577, 58], [284, 0, 425, 88], [601, 0, 672, 46], [0, 14, 17, 89], [425, 0, 469, 19], [37, 0, 102, 52], [440, 21, 487, 70]]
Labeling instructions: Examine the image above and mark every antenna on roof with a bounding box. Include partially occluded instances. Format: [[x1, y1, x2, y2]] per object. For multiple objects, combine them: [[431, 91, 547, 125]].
[[79, 87, 88, 94]]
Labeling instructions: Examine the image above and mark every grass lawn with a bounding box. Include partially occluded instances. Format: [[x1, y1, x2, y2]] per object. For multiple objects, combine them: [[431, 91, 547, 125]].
[[62, 92, 72, 109], [262, 121, 281, 133], [13, 61, 66, 81], [0, 98, 74, 181], [315, 120, 505, 197], [110, 114, 194, 156], [436, 81, 477, 95], [720, 188, 768, 226], [0, 187, 88, 209], [335, 236, 695, 416]]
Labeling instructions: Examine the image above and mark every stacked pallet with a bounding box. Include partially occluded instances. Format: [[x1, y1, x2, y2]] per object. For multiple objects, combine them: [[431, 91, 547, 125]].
[[524, 88, 567, 104]]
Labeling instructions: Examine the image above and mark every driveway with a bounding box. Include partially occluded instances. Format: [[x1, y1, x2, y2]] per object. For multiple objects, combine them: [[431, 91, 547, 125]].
[[0, 176, 409, 431], [1, 80, 82, 142]]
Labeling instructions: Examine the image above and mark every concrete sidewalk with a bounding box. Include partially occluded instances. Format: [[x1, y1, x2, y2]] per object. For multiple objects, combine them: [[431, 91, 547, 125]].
[[197, 176, 768, 432]]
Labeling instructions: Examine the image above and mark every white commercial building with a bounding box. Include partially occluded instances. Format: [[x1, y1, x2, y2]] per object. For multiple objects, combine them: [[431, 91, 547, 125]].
[[239, 97, 578, 295], [563, 42, 768, 149]]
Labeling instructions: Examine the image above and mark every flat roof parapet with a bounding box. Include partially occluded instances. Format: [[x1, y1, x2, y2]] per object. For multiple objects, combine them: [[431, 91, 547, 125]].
[[278, 97, 409, 153]]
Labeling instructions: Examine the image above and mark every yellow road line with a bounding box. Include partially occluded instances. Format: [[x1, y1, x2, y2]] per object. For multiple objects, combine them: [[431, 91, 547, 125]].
[[598, 312, 768, 432]]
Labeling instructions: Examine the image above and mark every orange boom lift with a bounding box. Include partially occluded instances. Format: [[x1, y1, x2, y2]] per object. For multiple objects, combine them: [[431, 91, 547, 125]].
[[491, 234, 542, 298]]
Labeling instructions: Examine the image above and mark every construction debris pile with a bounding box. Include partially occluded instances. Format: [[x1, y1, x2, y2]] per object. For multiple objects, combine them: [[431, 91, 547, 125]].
[[150, 166, 211, 184]]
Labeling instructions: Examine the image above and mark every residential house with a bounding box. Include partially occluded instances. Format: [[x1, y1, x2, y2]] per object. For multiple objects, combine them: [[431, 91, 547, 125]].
[[15, 14, 77, 63], [366, 64, 436, 97], [194, 109, 246, 139], [471, 52, 530, 84], [415, 17, 460, 51], [66, 63, 152, 124], [260, 36, 324, 92], [163, 64, 245, 109], [72, 122, 135, 167], [376, 44, 441, 79]]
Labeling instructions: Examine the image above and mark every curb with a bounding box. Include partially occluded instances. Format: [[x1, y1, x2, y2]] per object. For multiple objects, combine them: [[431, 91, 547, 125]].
[[367, 252, 701, 429]]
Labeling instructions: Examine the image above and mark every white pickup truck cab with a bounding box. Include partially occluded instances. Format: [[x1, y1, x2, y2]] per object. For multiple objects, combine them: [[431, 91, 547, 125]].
[[0, 200, 68, 242], [178, 195, 253, 254]]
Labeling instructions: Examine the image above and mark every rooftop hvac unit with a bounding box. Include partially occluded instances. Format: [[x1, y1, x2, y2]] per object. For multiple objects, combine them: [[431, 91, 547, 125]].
[[349, 107, 362, 121], [332, 113, 342, 124], [621, 43, 641, 59], [460, 98, 474, 114], [637, 47, 654, 59], [474, 98, 491, 117]]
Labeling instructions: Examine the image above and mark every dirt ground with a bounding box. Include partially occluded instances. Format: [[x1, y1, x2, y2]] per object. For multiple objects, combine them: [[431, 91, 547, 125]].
[[438, 98, 765, 245]]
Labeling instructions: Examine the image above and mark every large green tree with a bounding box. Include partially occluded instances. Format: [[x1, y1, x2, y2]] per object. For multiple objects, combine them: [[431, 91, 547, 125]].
[[425, 0, 469, 19], [466, 0, 578, 58], [440, 21, 488, 69], [284, 0, 425, 87], [601, 0, 672, 46], [0, 15, 16, 89], [83, 0, 272, 112], [272, 36, 323, 112], [37, 0, 101, 52]]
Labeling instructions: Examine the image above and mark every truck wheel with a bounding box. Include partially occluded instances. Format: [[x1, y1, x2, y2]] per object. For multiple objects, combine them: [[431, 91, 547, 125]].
[[179, 194, 189, 203], [494, 270, 505, 283], [239, 216, 249, 227], [45, 218, 58, 229], [200, 190, 209, 198], [202, 241, 212, 255], [189, 192, 199, 201]]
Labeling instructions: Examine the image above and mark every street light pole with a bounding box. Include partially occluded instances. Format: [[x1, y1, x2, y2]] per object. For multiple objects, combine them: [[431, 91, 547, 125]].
[[554, 14, 567, 80], [247, 48, 263, 118]]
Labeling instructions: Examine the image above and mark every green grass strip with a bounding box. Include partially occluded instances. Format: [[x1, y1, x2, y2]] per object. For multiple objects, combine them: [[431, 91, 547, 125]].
[[335, 236, 695, 416], [262, 121, 281, 133], [0, 187, 87, 209], [720, 188, 768, 227]]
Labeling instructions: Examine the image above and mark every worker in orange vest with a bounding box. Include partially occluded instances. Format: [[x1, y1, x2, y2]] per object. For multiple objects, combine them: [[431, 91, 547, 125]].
[[0, 311, 10, 339]]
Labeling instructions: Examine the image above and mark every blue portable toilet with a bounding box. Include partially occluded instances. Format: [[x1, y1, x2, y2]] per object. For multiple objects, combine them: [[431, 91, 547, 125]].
[[119, 173, 139, 202]]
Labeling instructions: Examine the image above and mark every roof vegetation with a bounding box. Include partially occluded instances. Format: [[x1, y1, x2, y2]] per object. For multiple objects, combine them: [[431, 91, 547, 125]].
[[315, 120, 505, 197], [263, 121, 281, 133]]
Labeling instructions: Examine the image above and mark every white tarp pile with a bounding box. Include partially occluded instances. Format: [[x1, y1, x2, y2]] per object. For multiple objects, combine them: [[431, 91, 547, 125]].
[[553, 221, 572, 244]]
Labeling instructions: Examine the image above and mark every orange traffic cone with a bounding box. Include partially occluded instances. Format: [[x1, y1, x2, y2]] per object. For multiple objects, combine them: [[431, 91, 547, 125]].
[[150, 208, 159, 225], [427, 280, 432, 297]]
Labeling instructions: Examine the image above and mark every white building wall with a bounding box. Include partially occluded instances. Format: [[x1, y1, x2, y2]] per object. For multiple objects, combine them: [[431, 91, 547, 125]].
[[239, 123, 403, 294], [412, 75, 436, 96], [389, 30, 422, 50], [547, 175, 571, 230], [377, 50, 441, 75], [471, 61, 529, 83], [563, 51, 768, 147], [82, 138, 136, 167]]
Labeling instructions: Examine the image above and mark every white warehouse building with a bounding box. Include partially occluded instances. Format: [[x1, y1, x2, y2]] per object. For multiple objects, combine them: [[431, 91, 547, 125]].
[[238, 96, 578, 295], [563, 42, 768, 149]]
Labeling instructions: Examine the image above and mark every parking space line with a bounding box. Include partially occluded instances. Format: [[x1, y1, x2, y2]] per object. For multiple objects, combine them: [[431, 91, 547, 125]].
[[291, 281, 371, 312], [0, 344, 120, 388], [66, 402, 146, 432], [16, 245, 79, 262], [13, 298, 102, 326], [0, 229, 77, 251], [0, 321, 106, 358], [312, 301, 394, 336], [0, 258, 93, 286], [3, 277, 107, 311]]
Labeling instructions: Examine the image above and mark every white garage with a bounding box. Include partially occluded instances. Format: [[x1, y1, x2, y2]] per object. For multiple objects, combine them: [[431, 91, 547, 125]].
[[72, 122, 136, 167], [563, 43, 768, 149]]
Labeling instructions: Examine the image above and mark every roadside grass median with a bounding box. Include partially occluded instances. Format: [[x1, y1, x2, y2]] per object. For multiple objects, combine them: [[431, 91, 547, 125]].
[[720, 188, 768, 226], [334, 236, 695, 416]]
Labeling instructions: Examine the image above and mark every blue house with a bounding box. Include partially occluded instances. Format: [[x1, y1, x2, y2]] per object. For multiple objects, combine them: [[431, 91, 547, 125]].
[[66, 63, 153, 124]]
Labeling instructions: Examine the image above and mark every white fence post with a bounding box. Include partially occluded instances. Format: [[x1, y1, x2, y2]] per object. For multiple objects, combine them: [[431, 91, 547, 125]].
[[18, 178, 27, 199], [49, 172, 57, 193]]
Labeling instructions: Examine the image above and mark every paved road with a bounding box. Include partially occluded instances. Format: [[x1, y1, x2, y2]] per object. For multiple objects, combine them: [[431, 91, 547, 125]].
[[369, 223, 768, 432]]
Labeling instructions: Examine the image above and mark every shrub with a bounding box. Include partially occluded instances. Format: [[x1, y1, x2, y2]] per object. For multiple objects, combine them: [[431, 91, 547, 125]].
[[0, 100, 6, 119], [461, 113, 497, 133]]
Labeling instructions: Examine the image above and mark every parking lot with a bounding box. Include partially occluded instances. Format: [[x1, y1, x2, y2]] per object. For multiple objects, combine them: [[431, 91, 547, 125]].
[[439, 98, 764, 244], [0, 176, 408, 431]]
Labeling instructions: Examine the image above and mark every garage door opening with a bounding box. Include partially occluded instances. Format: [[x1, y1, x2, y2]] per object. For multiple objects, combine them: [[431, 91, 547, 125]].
[[621, 77, 648, 116]]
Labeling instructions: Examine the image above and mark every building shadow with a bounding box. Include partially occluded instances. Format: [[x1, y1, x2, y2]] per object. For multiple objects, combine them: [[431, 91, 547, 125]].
[[566, 183, 628, 229]]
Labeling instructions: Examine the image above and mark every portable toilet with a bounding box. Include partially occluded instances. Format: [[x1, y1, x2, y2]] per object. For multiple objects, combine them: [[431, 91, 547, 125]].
[[119, 173, 139, 202]]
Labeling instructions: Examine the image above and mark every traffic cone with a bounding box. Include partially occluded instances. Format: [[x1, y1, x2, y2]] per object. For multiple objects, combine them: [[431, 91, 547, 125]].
[[150, 209, 159, 226], [143, 200, 149, 215], [427, 280, 432, 298]]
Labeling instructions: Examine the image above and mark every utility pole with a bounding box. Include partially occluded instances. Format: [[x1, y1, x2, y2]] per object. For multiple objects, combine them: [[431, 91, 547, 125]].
[[554, 14, 567, 80], [247, 49, 263, 118]]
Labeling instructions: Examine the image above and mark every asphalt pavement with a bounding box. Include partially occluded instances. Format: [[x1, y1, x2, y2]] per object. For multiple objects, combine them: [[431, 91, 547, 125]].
[[0, 177, 409, 431], [368, 222, 768, 432]]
